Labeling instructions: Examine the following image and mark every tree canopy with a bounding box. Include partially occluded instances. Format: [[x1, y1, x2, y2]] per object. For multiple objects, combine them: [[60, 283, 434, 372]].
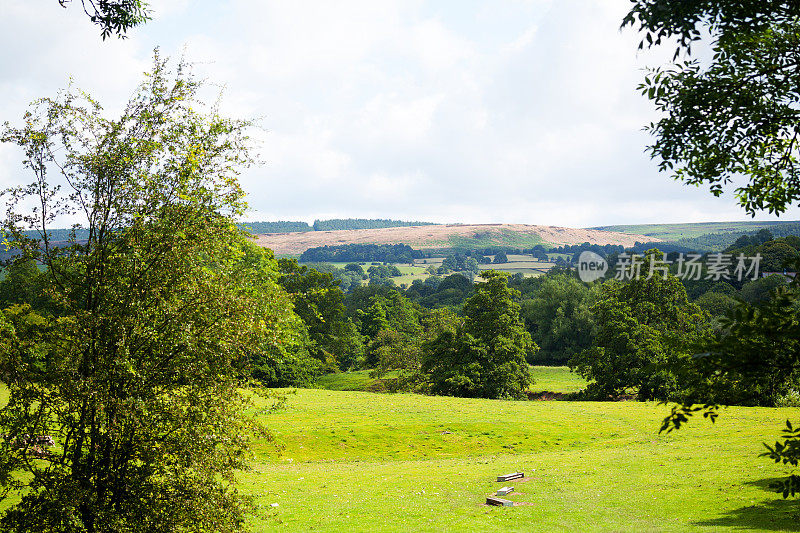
[[625, 1, 800, 215], [58, 0, 151, 39], [0, 54, 293, 531]]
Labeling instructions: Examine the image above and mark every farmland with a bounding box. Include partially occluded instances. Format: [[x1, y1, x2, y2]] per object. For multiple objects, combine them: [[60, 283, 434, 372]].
[[593, 220, 800, 241]]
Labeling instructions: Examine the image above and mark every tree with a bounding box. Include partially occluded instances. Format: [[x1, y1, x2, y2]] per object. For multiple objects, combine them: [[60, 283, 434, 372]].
[[57, 0, 151, 39], [421, 271, 535, 399], [626, 1, 800, 497], [493, 251, 508, 264], [0, 257, 48, 311], [277, 259, 364, 371], [571, 253, 712, 401], [0, 54, 289, 531], [625, 1, 800, 215], [521, 273, 596, 365]]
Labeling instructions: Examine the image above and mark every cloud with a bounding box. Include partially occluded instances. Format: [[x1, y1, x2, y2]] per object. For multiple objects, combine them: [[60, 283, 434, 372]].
[[1, 0, 798, 227]]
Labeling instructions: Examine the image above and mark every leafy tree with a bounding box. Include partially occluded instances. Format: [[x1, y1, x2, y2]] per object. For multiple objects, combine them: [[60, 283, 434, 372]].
[[521, 274, 596, 365], [57, 0, 151, 39], [493, 251, 508, 264], [626, 0, 800, 496], [741, 274, 790, 305], [0, 54, 289, 531], [759, 241, 800, 272], [421, 271, 535, 399], [0, 257, 48, 311], [625, 1, 800, 215], [571, 253, 712, 401], [694, 291, 739, 318], [277, 259, 364, 371]]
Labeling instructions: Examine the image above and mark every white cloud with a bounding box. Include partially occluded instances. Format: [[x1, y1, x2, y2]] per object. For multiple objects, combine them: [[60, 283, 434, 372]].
[[1, 0, 798, 227]]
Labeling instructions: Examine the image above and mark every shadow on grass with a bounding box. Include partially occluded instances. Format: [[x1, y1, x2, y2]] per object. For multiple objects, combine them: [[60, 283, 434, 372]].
[[693, 478, 800, 531]]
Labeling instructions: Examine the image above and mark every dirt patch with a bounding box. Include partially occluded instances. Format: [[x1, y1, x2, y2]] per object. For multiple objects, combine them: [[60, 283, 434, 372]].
[[527, 391, 569, 401], [252, 223, 659, 255]]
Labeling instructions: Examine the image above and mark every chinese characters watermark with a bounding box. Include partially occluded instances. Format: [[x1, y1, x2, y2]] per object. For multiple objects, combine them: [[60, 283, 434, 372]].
[[577, 252, 762, 283]]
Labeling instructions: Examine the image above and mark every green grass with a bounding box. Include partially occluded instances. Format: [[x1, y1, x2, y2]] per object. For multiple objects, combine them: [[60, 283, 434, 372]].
[[243, 389, 800, 531], [313, 367, 585, 394], [528, 366, 587, 393], [311, 370, 382, 391], [3, 380, 800, 530]]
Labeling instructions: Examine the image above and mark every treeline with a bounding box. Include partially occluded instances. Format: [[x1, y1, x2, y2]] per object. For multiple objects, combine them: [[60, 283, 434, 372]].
[[238, 221, 313, 233], [300, 243, 424, 263], [234, 218, 435, 234], [312, 218, 434, 231], [7, 237, 798, 407]]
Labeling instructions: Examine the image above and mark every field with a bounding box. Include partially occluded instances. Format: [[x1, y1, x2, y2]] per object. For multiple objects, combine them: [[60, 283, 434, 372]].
[[242, 389, 800, 532], [2, 381, 800, 530], [593, 220, 800, 241], [307, 254, 556, 287], [256, 224, 655, 255], [313, 366, 587, 394]]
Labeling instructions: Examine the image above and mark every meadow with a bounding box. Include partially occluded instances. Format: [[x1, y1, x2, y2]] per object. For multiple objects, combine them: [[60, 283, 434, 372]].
[[243, 388, 800, 532], [3, 375, 800, 531]]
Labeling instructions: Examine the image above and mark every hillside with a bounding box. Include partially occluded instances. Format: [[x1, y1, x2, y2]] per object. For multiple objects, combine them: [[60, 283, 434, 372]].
[[252, 223, 656, 255], [593, 220, 800, 241]]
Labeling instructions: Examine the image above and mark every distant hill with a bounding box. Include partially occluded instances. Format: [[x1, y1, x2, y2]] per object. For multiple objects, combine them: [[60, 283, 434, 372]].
[[253, 223, 656, 255], [593, 220, 800, 252]]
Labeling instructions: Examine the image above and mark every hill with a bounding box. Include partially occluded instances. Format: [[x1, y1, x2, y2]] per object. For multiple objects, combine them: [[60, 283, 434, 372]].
[[594, 220, 800, 252], [253, 223, 656, 255], [593, 220, 800, 241]]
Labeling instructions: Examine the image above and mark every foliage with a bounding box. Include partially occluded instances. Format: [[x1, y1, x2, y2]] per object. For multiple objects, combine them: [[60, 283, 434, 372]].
[[625, 1, 800, 215], [421, 271, 535, 399], [0, 54, 292, 531], [277, 259, 364, 371], [520, 274, 597, 365], [762, 420, 800, 498], [0, 258, 49, 312], [571, 252, 712, 400], [692, 286, 800, 406], [58, 0, 151, 39], [405, 273, 474, 309], [492, 251, 508, 264], [300, 243, 422, 264], [437, 253, 479, 275], [740, 274, 790, 305]]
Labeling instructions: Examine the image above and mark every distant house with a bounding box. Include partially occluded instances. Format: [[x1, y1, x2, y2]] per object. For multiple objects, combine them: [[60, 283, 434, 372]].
[[761, 271, 797, 280]]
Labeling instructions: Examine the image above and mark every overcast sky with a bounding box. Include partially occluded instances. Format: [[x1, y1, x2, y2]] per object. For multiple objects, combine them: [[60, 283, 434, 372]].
[[2, 0, 798, 228]]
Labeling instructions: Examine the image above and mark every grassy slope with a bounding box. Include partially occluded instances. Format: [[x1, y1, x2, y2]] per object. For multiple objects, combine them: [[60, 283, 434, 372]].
[[245, 389, 800, 532], [313, 367, 587, 394], [593, 221, 800, 241], [4, 381, 799, 531]]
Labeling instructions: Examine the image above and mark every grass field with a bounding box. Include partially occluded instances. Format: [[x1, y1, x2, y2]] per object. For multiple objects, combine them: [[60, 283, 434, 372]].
[[4, 379, 800, 531], [313, 367, 587, 394], [528, 366, 587, 393], [243, 389, 800, 532]]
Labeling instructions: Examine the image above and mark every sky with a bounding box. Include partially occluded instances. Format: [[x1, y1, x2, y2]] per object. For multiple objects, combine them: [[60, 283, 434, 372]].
[[2, 0, 799, 228]]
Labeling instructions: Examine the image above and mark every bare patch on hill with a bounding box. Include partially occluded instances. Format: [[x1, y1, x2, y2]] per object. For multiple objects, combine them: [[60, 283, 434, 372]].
[[252, 223, 658, 255]]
